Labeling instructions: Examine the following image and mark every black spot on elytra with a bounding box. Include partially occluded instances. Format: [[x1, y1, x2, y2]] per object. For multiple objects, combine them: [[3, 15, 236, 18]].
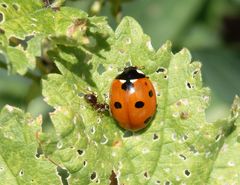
[[149, 90, 153, 97], [135, 101, 144, 108], [144, 116, 152, 124], [121, 80, 134, 91], [114, 102, 122, 109], [145, 82, 148, 86]]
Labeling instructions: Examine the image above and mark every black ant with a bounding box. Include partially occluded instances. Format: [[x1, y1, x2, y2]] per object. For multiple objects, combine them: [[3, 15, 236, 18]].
[[84, 93, 109, 113]]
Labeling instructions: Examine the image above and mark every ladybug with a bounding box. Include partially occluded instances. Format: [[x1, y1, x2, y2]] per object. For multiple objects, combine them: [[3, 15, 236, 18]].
[[110, 66, 157, 131], [84, 93, 109, 113]]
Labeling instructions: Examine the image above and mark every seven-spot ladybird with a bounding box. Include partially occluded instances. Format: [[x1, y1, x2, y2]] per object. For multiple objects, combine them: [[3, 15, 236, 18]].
[[110, 66, 157, 131], [84, 93, 109, 113]]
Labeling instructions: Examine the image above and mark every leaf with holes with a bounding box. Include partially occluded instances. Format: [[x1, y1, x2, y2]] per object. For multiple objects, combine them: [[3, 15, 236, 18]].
[[37, 16, 240, 185], [207, 96, 240, 184], [0, 0, 112, 74], [0, 105, 61, 185]]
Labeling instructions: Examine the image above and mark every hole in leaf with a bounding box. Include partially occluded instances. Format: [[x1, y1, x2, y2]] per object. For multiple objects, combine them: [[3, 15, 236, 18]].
[[12, 3, 19, 11], [153, 133, 159, 141], [57, 141, 63, 149], [164, 181, 171, 185], [1, 3, 7, 8], [97, 117, 101, 124], [77, 149, 84, 156], [193, 70, 199, 76], [186, 82, 192, 89], [164, 75, 168, 79], [90, 126, 95, 134], [144, 171, 149, 179], [109, 170, 117, 185], [96, 179, 100, 184], [0, 12, 3, 23], [126, 38, 131, 44], [97, 63, 106, 75], [57, 167, 69, 185], [156, 67, 165, 73], [228, 161, 235, 166], [83, 160, 87, 167], [184, 169, 191, 177], [155, 180, 161, 184], [19, 169, 24, 176], [90, 171, 97, 181], [179, 154, 186, 160], [0, 167, 4, 171], [182, 134, 188, 141]]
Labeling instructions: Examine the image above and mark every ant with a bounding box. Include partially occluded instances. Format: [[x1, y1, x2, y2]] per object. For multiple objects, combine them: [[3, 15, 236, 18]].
[[84, 93, 109, 113]]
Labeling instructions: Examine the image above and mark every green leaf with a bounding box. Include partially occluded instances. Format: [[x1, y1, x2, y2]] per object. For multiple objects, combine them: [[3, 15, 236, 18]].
[[208, 96, 240, 184], [0, 105, 61, 185], [0, 0, 112, 74], [39, 16, 240, 185]]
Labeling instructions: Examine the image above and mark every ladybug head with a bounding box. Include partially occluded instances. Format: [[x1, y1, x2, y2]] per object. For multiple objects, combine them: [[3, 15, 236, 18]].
[[116, 66, 145, 80]]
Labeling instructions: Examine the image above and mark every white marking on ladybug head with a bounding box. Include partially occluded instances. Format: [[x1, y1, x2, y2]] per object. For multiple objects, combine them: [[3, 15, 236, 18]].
[[130, 79, 137, 83], [137, 69, 144, 75], [119, 80, 126, 83]]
